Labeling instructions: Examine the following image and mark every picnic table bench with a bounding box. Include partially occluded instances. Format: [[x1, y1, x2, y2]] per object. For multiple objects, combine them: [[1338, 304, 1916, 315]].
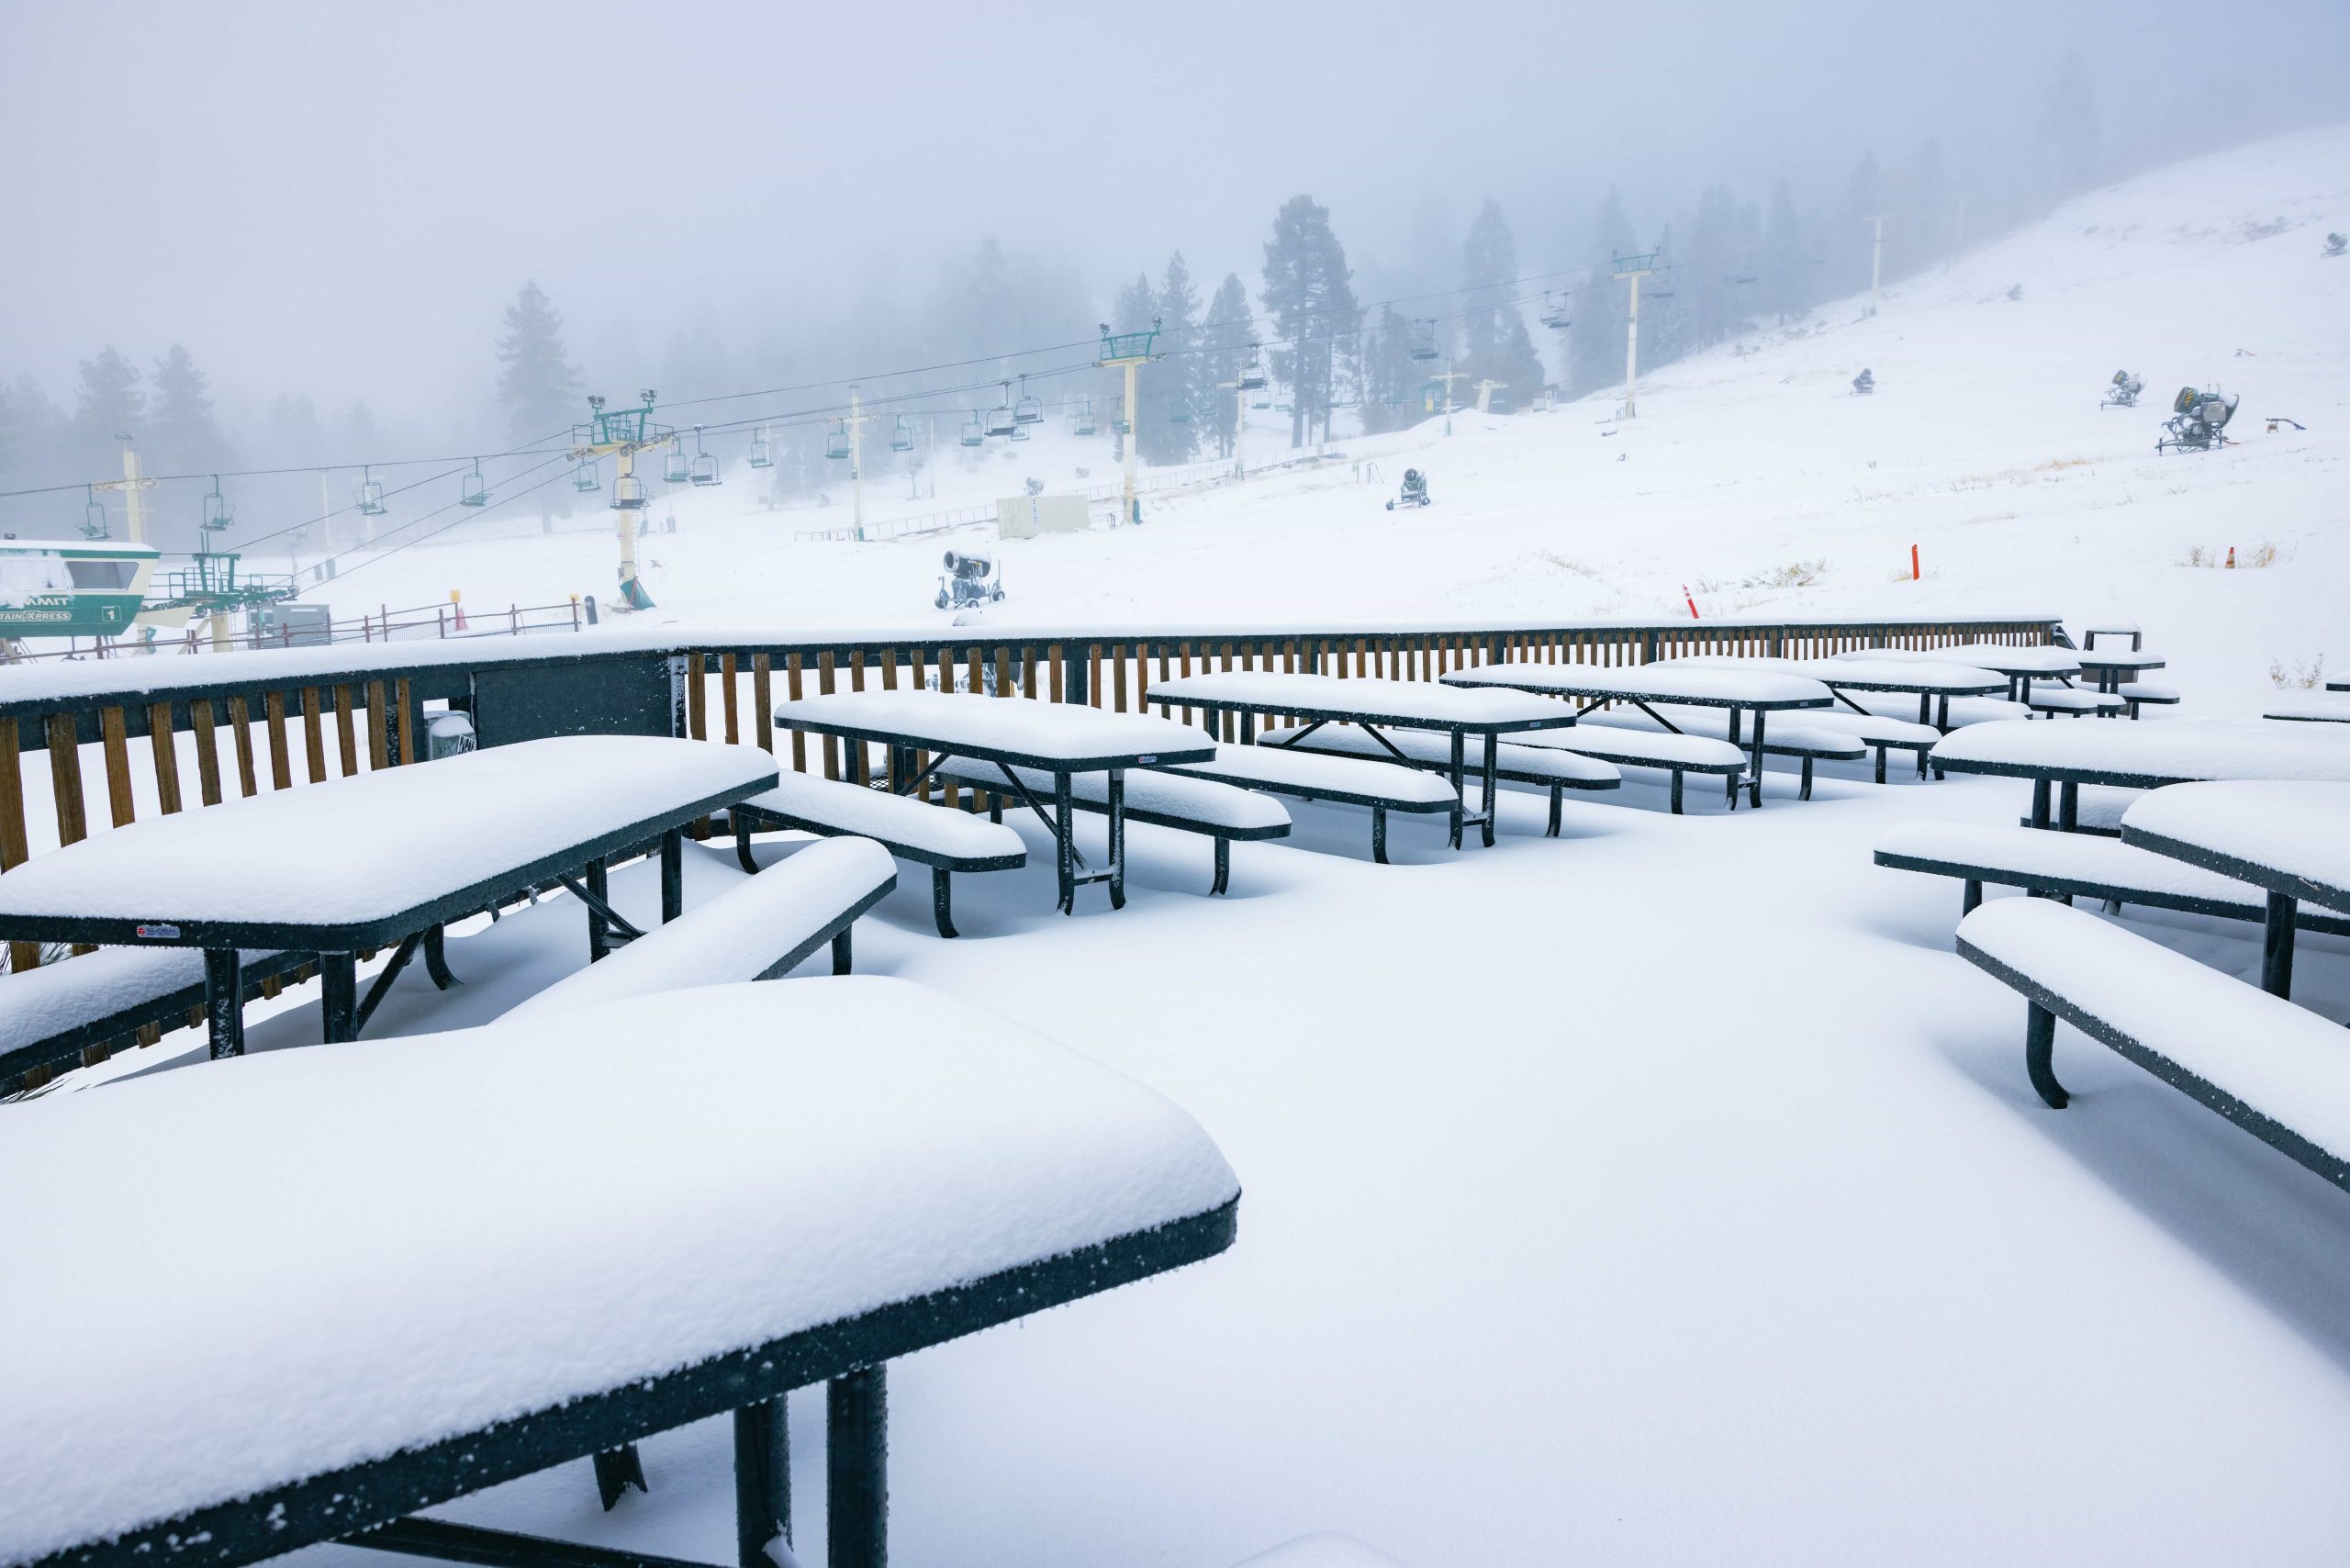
[[1155, 742, 1458, 861], [1256, 723, 1620, 835], [1930, 718, 2350, 830], [0, 736, 778, 1062], [0, 978, 1240, 1568], [1441, 663, 1830, 807], [1956, 897, 2350, 1203], [934, 757, 1291, 894], [1671, 653, 2006, 729], [1147, 671, 1576, 846], [772, 689, 1213, 913], [2120, 781, 2350, 1000], [1571, 705, 1863, 801], [730, 771, 1025, 937], [2265, 695, 2350, 725], [1509, 723, 1743, 813]]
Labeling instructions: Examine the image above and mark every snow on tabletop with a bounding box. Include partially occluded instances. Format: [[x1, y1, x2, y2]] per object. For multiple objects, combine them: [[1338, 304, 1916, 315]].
[[2084, 622, 2141, 634], [1775, 708, 1940, 745], [1876, 821, 2272, 908], [1932, 719, 2350, 783], [1837, 644, 2080, 675], [934, 758, 1292, 832], [1257, 724, 1619, 785], [1147, 671, 1565, 727], [1668, 653, 2007, 693], [2121, 782, 2350, 910], [2073, 650, 2167, 669], [0, 946, 285, 1055], [0, 977, 1238, 1563], [2264, 696, 2350, 724], [0, 737, 778, 930], [1509, 723, 1745, 767], [504, 837, 896, 1018], [1581, 708, 1866, 757], [736, 772, 1027, 858], [773, 689, 1206, 763], [1957, 898, 2350, 1146], [1160, 743, 1460, 805], [1228, 1535, 1408, 1568], [1444, 662, 1830, 706]]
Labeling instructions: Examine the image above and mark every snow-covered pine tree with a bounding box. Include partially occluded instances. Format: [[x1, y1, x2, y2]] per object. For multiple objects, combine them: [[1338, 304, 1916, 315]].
[[1200, 272, 1252, 459], [1357, 306, 1423, 435], [1760, 179, 1813, 324], [2040, 51, 2101, 202], [1143, 252, 1203, 465], [71, 346, 145, 480], [495, 282, 584, 451], [1259, 195, 1359, 447], [1458, 201, 1545, 412]]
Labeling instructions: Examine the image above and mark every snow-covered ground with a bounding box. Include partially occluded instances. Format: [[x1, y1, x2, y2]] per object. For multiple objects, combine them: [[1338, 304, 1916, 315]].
[[12, 126, 2350, 1566]]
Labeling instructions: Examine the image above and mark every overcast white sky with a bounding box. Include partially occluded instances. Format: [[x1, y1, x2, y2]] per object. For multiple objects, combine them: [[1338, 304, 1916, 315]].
[[4, 0, 2344, 420]]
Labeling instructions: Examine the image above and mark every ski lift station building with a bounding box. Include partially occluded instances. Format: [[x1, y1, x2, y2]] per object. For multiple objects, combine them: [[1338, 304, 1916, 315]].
[[996, 492, 1091, 540], [0, 537, 159, 639]]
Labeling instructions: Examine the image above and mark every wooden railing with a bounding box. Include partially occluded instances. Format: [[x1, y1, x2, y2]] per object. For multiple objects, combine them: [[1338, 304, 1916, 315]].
[[0, 611, 2057, 1085]]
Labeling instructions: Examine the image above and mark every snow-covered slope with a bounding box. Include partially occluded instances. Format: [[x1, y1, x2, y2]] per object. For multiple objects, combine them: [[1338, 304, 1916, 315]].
[[334, 123, 2350, 711]]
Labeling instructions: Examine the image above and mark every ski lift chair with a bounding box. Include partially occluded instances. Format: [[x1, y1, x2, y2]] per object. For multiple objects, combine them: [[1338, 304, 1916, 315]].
[[356, 467, 390, 512], [1408, 319, 1439, 361], [747, 432, 774, 469], [201, 476, 234, 532], [2157, 386, 2238, 453], [1074, 398, 1098, 436], [82, 486, 108, 540], [986, 405, 1017, 438], [960, 413, 985, 447], [662, 443, 690, 484], [891, 415, 913, 453], [460, 461, 489, 506], [825, 421, 852, 461], [572, 461, 600, 494], [611, 473, 649, 510], [1013, 375, 1043, 425], [1539, 293, 1572, 330]]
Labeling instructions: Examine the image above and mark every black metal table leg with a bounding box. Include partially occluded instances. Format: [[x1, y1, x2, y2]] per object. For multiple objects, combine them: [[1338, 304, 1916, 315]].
[[1238, 710, 1254, 745], [1748, 710, 1768, 808], [1054, 770, 1076, 913], [660, 828, 683, 924], [931, 868, 958, 937], [423, 924, 458, 989], [204, 946, 244, 1060], [734, 1399, 789, 1568], [828, 1366, 888, 1568], [1479, 734, 1498, 846], [1447, 730, 1466, 849], [586, 857, 610, 961], [320, 951, 358, 1044], [2029, 779, 2051, 829], [1107, 768, 1126, 909], [2057, 780, 2078, 833], [2262, 892, 2298, 999]]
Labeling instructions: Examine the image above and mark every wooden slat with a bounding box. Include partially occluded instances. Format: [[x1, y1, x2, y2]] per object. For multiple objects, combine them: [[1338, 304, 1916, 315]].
[[818, 652, 838, 779], [994, 645, 1010, 699], [1087, 643, 1101, 707], [753, 655, 774, 753], [98, 706, 135, 828], [301, 687, 327, 784], [264, 691, 292, 790], [878, 648, 898, 691], [333, 685, 359, 777], [48, 713, 88, 848], [1022, 645, 1037, 699], [0, 716, 36, 972], [721, 654, 741, 745], [364, 682, 390, 771], [786, 655, 807, 772], [148, 702, 183, 815], [687, 654, 709, 742], [1046, 644, 1063, 703], [1112, 644, 1128, 711], [394, 681, 415, 767], [195, 700, 228, 802], [968, 645, 982, 700]]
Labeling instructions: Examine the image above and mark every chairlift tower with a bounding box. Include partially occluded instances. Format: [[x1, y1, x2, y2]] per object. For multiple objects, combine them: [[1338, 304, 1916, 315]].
[[1095, 318, 1161, 525], [91, 434, 157, 543], [1860, 214, 1886, 317], [1612, 252, 1659, 417], [1214, 378, 1248, 482], [842, 386, 873, 542], [567, 391, 675, 610], [1429, 364, 1472, 437]]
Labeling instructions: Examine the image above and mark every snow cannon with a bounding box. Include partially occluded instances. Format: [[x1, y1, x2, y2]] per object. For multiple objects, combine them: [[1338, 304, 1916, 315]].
[[936, 549, 1006, 610], [2101, 370, 2143, 409], [2157, 387, 2239, 454]]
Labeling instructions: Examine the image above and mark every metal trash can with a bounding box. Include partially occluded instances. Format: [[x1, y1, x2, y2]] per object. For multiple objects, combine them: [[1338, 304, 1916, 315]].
[[426, 711, 476, 760]]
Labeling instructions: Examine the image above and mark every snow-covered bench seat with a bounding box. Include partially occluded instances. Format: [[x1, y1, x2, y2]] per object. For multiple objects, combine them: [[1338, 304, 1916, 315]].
[[1257, 723, 1620, 837], [1153, 743, 1456, 863], [1509, 725, 1744, 814], [2026, 687, 2127, 718], [1783, 708, 1943, 783], [1954, 898, 2350, 1191], [1875, 821, 2350, 934], [2262, 694, 2350, 725], [730, 771, 1024, 937], [0, 978, 1240, 1568], [1, 946, 313, 1094], [1580, 709, 1864, 801], [934, 757, 1290, 895], [2017, 782, 2143, 836], [507, 837, 897, 1020], [2120, 682, 2180, 719]]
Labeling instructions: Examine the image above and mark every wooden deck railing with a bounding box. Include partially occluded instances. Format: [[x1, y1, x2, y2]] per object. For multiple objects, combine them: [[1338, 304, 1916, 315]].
[[1, 611, 2057, 1085]]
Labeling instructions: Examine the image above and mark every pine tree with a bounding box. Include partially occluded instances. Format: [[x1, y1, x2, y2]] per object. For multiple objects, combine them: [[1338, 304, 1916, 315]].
[[1458, 201, 1545, 411], [4, 375, 66, 492], [148, 345, 230, 475], [1141, 252, 1203, 465], [71, 346, 146, 478], [1259, 195, 1359, 447], [1891, 140, 1950, 276], [495, 282, 584, 450], [2041, 51, 2101, 199], [1568, 190, 1637, 396], [1357, 307, 1424, 434], [1199, 273, 1252, 459], [1760, 179, 1813, 324]]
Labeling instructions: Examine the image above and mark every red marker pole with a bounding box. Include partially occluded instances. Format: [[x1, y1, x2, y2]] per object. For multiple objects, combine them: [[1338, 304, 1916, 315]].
[[1683, 584, 1700, 620], [1910, 543, 1919, 581]]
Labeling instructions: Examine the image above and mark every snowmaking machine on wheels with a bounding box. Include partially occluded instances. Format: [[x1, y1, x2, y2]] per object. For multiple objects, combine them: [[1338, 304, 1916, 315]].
[[1385, 469, 1432, 511], [1851, 369, 1875, 396], [2156, 386, 2238, 453], [934, 548, 1005, 610], [2101, 370, 2143, 408]]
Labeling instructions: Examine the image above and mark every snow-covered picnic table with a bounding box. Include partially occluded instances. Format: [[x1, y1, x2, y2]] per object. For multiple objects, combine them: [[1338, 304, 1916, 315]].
[[770, 689, 1213, 912], [2120, 781, 2350, 999], [1441, 661, 1830, 808], [1147, 671, 1572, 847], [0, 976, 1240, 1568], [1835, 643, 2083, 701], [1931, 718, 2350, 830], [0, 735, 777, 1058], [2265, 694, 2350, 724], [1667, 654, 2006, 727], [2073, 648, 2168, 694]]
